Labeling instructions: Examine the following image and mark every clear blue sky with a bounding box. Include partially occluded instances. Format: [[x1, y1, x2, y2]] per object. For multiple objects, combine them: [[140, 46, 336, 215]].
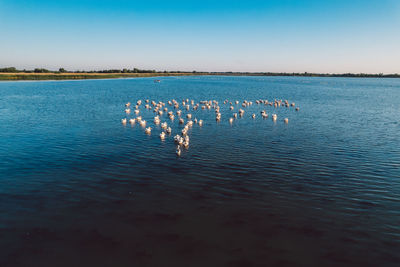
[[0, 0, 399, 73]]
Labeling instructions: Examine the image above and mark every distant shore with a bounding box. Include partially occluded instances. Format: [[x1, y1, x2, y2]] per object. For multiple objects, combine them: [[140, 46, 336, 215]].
[[0, 72, 203, 81], [0, 71, 399, 81]]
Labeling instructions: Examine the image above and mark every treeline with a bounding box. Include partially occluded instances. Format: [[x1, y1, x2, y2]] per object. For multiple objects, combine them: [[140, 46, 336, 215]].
[[275, 72, 400, 78], [0, 67, 399, 78], [0, 67, 54, 73], [211, 72, 400, 78], [0, 67, 194, 74], [83, 68, 157, 73], [0, 67, 161, 74]]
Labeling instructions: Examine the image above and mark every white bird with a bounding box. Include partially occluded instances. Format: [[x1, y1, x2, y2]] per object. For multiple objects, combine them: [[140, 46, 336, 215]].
[[176, 146, 181, 156], [174, 135, 181, 143], [121, 118, 127, 124], [129, 118, 136, 124], [284, 118, 289, 124], [187, 114, 192, 119], [182, 128, 188, 136], [229, 118, 234, 123], [216, 112, 221, 121], [198, 120, 203, 126], [178, 137, 184, 145], [166, 127, 172, 134], [145, 127, 152, 134], [252, 114, 256, 119], [160, 132, 166, 139]]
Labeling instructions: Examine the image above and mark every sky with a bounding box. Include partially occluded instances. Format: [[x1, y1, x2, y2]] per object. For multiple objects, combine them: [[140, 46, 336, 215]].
[[0, 0, 399, 73]]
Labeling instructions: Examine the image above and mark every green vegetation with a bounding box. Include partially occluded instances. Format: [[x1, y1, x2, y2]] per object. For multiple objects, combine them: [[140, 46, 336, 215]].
[[0, 67, 18, 73], [0, 72, 203, 81], [34, 68, 51, 73], [0, 67, 399, 80], [245, 72, 400, 78]]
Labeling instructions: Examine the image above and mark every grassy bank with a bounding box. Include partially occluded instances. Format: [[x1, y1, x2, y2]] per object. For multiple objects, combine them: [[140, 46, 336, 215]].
[[0, 72, 204, 81], [1, 71, 399, 81]]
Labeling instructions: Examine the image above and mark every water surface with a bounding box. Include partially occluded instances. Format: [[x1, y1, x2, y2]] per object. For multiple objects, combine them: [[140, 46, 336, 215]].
[[0, 76, 399, 266]]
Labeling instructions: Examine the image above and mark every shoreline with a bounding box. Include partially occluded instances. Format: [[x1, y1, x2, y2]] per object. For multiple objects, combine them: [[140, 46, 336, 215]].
[[0, 72, 203, 81], [0, 72, 399, 81]]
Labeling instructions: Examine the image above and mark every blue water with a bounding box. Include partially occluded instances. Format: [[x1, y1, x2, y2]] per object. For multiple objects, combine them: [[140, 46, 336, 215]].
[[0, 76, 399, 266]]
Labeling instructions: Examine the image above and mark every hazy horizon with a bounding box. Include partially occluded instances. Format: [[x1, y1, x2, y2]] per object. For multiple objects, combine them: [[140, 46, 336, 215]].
[[1, 0, 399, 74]]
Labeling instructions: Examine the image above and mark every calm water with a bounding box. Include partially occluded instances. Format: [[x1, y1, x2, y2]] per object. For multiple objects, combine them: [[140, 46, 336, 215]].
[[0, 76, 399, 267]]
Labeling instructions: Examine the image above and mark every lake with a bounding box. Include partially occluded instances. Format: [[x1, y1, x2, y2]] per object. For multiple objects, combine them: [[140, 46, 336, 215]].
[[0, 76, 399, 266]]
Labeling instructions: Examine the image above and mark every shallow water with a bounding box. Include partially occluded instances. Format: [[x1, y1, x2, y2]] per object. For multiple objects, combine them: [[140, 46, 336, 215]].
[[0, 76, 399, 266]]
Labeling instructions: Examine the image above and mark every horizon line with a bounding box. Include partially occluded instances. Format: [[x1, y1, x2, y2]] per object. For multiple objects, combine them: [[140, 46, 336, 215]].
[[0, 66, 398, 76]]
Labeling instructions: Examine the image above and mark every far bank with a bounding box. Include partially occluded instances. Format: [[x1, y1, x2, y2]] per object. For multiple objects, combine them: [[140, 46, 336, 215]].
[[1, 72, 399, 81]]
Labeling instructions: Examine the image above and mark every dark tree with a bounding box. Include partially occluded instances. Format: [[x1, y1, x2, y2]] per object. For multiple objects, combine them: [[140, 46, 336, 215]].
[[0, 67, 17, 72], [34, 68, 50, 73]]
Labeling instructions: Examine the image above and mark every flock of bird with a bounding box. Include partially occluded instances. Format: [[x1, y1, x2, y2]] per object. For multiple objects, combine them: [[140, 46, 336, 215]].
[[121, 98, 299, 156]]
